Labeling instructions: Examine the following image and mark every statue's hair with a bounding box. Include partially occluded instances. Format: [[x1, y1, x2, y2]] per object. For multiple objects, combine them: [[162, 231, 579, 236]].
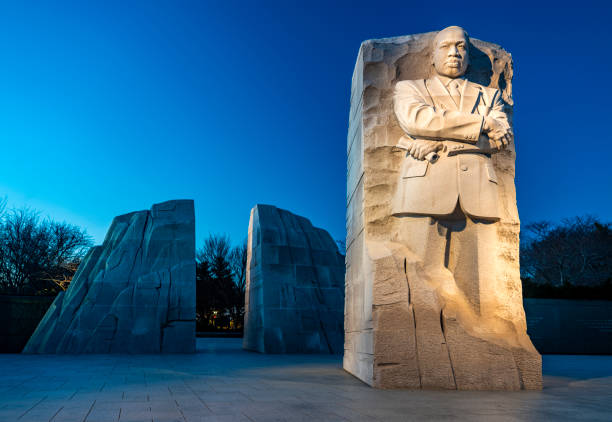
[[433, 26, 470, 47]]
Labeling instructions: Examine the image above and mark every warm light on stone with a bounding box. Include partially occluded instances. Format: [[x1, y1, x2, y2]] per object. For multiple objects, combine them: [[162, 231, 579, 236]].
[[343, 27, 542, 390]]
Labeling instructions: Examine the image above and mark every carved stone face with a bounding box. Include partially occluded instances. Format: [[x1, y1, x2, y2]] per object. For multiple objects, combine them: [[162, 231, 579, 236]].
[[432, 27, 469, 78]]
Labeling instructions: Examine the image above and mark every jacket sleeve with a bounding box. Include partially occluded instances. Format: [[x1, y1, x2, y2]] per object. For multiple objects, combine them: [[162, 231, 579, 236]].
[[471, 88, 512, 154], [393, 80, 484, 143], [487, 88, 510, 129]]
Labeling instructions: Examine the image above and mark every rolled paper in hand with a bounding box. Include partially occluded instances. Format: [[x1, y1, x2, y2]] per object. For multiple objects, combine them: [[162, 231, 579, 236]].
[[425, 151, 439, 163], [397, 136, 441, 163]]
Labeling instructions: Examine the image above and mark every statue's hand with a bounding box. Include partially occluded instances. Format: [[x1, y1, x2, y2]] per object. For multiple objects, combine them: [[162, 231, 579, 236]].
[[406, 139, 443, 160], [476, 135, 502, 153], [483, 117, 513, 150]]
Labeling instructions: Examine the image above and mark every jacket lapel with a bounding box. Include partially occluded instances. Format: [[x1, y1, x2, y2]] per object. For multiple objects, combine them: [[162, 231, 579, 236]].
[[426, 77, 459, 111], [460, 80, 483, 114]]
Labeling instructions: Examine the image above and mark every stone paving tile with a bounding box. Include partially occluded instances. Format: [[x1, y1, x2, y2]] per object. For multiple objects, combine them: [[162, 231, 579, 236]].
[[51, 403, 96, 422], [202, 400, 247, 415], [84, 405, 121, 422], [0, 339, 611, 421], [200, 392, 252, 403]]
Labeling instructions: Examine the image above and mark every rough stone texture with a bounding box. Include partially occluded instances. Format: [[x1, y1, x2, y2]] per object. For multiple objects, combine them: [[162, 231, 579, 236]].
[[344, 32, 542, 389], [243, 204, 345, 353], [24, 200, 196, 354]]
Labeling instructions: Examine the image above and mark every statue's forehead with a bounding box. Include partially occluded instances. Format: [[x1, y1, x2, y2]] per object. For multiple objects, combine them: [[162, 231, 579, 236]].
[[435, 30, 468, 45]]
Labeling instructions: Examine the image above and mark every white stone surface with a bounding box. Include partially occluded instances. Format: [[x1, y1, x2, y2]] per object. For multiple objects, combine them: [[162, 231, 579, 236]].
[[24, 200, 196, 354], [243, 204, 345, 353], [344, 27, 541, 390]]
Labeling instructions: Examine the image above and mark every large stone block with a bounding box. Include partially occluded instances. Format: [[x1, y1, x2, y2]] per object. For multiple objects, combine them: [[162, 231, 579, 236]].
[[243, 205, 344, 353], [23, 200, 196, 354], [344, 29, 542, 390]]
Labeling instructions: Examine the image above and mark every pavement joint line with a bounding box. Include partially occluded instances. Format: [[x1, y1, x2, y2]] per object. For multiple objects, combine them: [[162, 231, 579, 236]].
[[17, 394, 47, 420], [184, 382, 212, 412], [174, 399, 188, 422], [241, 411, 256, 422], [82, 399, 97, 422], [48, 405, 64, 422]]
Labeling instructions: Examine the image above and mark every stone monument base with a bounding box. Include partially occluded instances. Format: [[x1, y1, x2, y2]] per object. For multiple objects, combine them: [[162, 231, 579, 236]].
[[346, 240, 542, 390]]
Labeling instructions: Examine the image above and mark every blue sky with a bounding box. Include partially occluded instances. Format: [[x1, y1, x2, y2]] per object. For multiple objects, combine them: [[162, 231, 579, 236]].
[[0, 1, 610, 246]]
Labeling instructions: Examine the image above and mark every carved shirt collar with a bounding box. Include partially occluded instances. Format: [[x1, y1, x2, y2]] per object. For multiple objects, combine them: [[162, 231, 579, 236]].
[[435, 74, 466, 88]]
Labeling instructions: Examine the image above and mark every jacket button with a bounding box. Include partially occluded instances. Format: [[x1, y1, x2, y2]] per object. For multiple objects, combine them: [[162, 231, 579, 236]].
[[461, 165, 468, 171]]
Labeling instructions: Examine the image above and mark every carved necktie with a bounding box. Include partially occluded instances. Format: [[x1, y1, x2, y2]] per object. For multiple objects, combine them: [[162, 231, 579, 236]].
[[449, 80, 462, 107]]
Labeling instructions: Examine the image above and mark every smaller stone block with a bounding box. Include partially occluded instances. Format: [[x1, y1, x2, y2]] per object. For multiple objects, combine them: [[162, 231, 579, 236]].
[[243, 205, 345, 353], [24, 200, 196, 354]]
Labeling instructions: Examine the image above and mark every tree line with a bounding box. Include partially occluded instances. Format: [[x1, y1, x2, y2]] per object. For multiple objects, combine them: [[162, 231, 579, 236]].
[[0, 197, 249, 330], [0, 198, 92, 295], [196, 234, 247, 332], [1, 193, 609, 307], [520, 216, 611, 299]]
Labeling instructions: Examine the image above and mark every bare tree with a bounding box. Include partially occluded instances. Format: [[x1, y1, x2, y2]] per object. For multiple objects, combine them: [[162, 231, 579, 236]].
[[0, 196, 6, 219], [196, 234, 247, 331], [0, 206, 92, 295], [521, 216, 611, 288], [197, 233, 232, 266], [229, 238, 247, 295]]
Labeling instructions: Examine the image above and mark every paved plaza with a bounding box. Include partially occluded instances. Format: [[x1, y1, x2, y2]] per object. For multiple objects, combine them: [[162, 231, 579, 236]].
[[0, 338, 610, 422]]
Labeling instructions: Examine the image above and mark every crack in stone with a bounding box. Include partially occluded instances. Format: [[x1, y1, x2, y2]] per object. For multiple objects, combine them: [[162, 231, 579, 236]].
[[410, 304, 422, 389], [398, 254, 422, 389], [511, 352, 526, 390], [128, 213, 150, 299], [439, 307, 457, 389], [294, 212, 334, 354], [160, 269, 172, 352], [397, 253, 421, 388]]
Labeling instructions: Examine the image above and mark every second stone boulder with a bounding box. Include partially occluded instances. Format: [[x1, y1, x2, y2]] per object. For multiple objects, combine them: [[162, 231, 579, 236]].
[[243, 205, 345, 353]]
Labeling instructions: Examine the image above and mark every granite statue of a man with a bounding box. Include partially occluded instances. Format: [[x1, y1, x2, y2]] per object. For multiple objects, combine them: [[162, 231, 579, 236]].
[[343, 25, 542, 390], [392, 26, 513, 315]]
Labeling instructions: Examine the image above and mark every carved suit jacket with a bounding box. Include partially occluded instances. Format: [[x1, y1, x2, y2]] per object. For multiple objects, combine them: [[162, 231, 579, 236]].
[[391, 76, 510, 221]]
